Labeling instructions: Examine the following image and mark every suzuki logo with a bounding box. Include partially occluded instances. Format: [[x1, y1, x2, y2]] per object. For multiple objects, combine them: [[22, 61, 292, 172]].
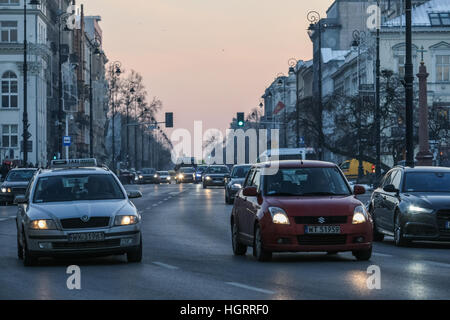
[[318, 217, 325, 224], [81, 215, 90, 223]]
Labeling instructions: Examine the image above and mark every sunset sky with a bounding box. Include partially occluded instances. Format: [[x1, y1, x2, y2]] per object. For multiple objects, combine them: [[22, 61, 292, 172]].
[[84, 0, 333, 135]]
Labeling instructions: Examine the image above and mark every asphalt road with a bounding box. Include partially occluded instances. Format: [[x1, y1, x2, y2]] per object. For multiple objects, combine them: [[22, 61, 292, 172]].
[[0, 183, 450, 300]]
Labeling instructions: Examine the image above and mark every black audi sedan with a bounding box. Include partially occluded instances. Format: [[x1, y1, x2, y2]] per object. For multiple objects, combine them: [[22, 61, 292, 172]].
[[0, 168, 37, 205], [368, 166, 450, 246]]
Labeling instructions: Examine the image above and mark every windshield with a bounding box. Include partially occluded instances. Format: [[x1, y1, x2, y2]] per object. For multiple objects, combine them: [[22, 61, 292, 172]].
[[157, 171, 169, 175], [404, 172, 450, 192], [264, 167, 351, 196], [6, 170, 36, 182], [231, 166, 251, 178], [33, 174, 125, 203], [196, 166, 207, 172], [141, 168, 155, 174], [206, 166, 229, 174], [180, 167, 195, 173]]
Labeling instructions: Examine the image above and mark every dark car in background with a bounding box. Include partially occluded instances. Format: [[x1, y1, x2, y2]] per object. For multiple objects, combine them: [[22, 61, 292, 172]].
[[193, 165, 208, 184], [230, 161, 372, 262], [0, 168, 37, 205], [119, 169, 135, 185], [369, 166, 450, 246], [137, 168, 160, 184], [225, 164, 252, 204], [202, 165, 230, 189], [157, 171, 171, 183], [176, 167, 196, 184]]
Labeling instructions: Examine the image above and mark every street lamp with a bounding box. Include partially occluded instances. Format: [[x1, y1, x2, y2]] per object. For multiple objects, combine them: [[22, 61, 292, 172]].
[[126, 84, 136, 168], [22, 0, 40, 166], [288, 58, 300, 148], [405, 0, 415, 167], [307, 10, 325, 160], [110, 61, 122, 172], [352, 30, 366, 181], [89, 37, 102, 158]]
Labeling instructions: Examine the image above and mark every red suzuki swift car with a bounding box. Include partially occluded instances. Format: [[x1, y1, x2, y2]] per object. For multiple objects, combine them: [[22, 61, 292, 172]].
[[230, 160, 373, 261]]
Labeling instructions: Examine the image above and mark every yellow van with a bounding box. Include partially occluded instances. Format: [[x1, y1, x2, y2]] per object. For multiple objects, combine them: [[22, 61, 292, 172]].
[[339, 159, 374, 180]]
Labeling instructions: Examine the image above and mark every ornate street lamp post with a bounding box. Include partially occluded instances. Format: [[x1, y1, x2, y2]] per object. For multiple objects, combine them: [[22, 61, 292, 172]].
[[110, 61, 122, 172]]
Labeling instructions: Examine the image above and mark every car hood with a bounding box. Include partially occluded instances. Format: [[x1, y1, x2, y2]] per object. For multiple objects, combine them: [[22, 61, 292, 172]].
[[405, 193, 450, 210], [1, 181, 30, 188], [228, 178, 245, 185], [28, 200, 133, 220], [264, 195, 361, 216]]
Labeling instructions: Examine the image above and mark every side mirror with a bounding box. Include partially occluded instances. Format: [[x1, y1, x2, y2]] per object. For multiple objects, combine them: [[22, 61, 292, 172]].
[[353, 185, 366, 195], [383, 184, 398, 193], [127, 191, 142, 199], [243, 186, 258, 197], [14, 195, 27, 205]]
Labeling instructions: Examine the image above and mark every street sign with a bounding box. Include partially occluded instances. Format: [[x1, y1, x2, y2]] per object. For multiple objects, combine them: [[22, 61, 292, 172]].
[[63, 136, 71, 147]]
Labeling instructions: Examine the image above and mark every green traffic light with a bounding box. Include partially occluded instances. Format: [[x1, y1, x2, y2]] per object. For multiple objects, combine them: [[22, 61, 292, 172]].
[[238, 121, 244, 126]]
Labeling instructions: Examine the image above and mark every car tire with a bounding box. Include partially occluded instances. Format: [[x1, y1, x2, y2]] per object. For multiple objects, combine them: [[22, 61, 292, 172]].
[[22, 233, 38, 266], [127, 236, 143, 263], [394, 213, 409, 247], [203, 183, 207, 189], [371, 208, 385, 242], [231, 222, 247, 256], [254, 225, 272, 262], [353, 246, 372, 261], [17, 233, 23, 260]]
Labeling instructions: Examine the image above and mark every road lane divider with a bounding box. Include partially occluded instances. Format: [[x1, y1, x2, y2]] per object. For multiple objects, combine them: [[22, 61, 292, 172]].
[[225, 282, 275, 295], [152, 262, 179, 270]]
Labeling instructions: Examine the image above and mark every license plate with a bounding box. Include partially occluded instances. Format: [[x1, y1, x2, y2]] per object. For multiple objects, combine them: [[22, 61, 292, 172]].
[[305, 225, 341, 234], [446, 221, 450, 229], [68, 232, 105, 242]]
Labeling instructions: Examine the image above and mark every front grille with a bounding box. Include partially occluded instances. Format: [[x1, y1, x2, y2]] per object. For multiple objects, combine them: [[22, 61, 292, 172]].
[[437, 210, 450, 236], [298, 235, 347, 245], [52, 239, 120, 250], [60, 217, 110, 229], [11, 187, 26, 194], [294, 216, 348, 224]]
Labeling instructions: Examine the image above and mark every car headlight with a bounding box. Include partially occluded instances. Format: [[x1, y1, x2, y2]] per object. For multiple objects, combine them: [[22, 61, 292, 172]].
[[178, 174, 184, 179], [408, 205, 433, 214], [139, 175, 143, 179], [30, 219, 57, 230], [167, 177, 171, 180], [1, 187, 7, 193], [231, 183, 242, 189], [154, 174, 158, 178], [205, 176, 211, 180], [268, 207, 290, 225], [114, 215, 139, 226], [352, 205, 368, 224]]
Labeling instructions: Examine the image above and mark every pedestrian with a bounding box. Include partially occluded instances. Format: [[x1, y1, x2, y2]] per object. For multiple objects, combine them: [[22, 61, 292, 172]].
[[0, 162, 10, 181]]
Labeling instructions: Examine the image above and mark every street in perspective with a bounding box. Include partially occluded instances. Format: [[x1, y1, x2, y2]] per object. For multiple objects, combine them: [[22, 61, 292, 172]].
[[1, 0, 450, 307]]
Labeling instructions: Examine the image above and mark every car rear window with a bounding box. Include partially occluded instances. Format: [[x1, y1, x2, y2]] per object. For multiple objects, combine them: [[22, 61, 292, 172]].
[[33, 174, 125, 203]]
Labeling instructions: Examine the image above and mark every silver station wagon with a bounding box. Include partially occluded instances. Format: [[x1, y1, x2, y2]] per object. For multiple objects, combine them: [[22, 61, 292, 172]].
[[15, 159, 143, 266]]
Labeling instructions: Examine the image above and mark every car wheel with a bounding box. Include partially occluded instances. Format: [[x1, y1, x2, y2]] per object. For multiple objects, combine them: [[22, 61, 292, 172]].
[[371, 208, 384, 242], [203, 183, 207, 189], [254, 225, 272, 262], [22, 232, 38, 266], [17, 233, 23, 260], [353, 246, 372, 261], [394, 213, 409, 247], [127, 236, 142, 263], [231, 222, 247, 256]]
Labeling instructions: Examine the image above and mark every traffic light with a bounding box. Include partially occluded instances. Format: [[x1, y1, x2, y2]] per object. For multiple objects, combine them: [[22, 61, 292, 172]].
[[237, 112, 245, 127], [371, 164, 375, 174], [165, 112, 173, 128]]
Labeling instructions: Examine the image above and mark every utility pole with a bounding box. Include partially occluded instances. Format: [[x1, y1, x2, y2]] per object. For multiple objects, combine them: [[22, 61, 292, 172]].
[[405, 0, 415, 167]]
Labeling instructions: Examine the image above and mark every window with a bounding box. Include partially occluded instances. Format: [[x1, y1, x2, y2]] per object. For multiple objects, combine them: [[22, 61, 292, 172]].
[[436, 55, 450, 82], [2, 71, 18, 108], [429, 13, 450, 26], [391, 170, 402, 189], [0, 21, 18, 42], [0, 0, 20, 5], [2, 124, 18, 148], [251, 170, 261, 190]]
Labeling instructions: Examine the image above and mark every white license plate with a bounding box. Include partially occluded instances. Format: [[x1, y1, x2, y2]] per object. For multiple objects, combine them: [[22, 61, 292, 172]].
[[68, 232, 105, 242], [305, 225, 341, 234]]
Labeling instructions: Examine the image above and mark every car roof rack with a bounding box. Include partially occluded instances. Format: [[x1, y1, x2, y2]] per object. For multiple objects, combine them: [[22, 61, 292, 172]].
[[50, 158, 98, 169]]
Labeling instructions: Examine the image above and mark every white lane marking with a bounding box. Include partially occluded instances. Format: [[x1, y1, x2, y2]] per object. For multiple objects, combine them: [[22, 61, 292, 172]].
[[0, 218, 8, 222], [152, 262, 179, 270], [425, 261, 450, 268], [226, 282, 275, 295], [164, 198, 169, 201], [152, 204, 158, 207], [373, 252, 393, 257], [169, 192, 179, 195]]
